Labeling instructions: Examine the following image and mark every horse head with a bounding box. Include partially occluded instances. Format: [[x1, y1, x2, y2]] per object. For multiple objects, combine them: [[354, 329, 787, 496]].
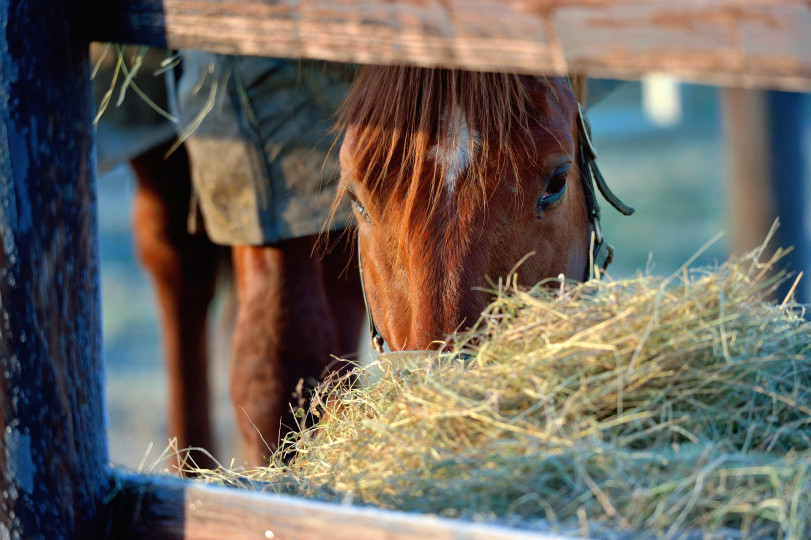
[[336, 66, 630, 351]]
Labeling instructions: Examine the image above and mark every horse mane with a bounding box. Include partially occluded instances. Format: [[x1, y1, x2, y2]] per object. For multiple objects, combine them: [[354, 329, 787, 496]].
[[336, 66, 569, 217]]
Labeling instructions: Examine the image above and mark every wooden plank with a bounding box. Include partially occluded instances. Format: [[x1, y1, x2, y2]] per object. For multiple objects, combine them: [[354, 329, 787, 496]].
[[88, 0, 811, 91], [0, 0, 109, 538], [106, 472, 576, 540]]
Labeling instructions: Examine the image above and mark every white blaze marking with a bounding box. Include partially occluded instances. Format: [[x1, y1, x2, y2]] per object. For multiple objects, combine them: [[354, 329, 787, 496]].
[[430, 105, 479, 196]]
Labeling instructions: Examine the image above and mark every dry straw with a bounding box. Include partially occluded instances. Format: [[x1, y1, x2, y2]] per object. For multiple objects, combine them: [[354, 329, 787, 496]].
[[191, 241, 810, 539]]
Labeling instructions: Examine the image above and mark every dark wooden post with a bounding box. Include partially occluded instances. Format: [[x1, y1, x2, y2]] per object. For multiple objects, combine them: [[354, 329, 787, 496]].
[[722, 89, 809, 304], [766, 91, 809, 304], [1, 0, 110, 538]]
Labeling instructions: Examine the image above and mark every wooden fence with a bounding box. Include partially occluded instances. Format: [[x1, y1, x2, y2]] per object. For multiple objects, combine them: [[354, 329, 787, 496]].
[[2, 0, 809, 538], [90, 0, 811, 91]]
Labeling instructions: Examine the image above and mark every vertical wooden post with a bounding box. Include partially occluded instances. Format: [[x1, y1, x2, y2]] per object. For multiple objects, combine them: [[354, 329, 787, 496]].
[[722, 89, 809, 304], [765, 91, 809, 304], [721, 89, 775, 256], [1, 0, 109, 538]]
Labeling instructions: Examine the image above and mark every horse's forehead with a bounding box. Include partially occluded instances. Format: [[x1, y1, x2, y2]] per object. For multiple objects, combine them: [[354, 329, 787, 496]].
[[431, 104, 479, 195], [337, 75, 579, 194]]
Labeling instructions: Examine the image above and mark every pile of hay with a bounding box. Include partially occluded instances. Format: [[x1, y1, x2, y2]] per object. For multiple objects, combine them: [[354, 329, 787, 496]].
[[198, 247, 811, 539]]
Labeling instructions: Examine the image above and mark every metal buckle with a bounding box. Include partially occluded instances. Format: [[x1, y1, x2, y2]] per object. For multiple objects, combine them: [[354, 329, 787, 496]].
[[590, 218, 614, 279]]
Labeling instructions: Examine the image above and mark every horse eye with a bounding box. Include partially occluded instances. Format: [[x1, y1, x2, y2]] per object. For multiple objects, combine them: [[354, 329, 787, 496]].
[[346, 191, 372, 224], [536, 163, 571, 218]]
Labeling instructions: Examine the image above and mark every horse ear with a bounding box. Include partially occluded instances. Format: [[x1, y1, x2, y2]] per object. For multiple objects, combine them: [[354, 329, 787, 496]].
[[570, 74, 588, 107]]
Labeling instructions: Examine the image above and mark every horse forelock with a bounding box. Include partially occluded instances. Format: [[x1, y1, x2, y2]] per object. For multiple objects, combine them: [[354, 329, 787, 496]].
[[336, 66, 546, 211]]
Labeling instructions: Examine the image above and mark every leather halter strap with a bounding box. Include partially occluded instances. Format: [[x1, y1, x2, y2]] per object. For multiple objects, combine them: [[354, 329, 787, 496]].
[[576, 103, 635, 278], [358, 103, 634, 353]]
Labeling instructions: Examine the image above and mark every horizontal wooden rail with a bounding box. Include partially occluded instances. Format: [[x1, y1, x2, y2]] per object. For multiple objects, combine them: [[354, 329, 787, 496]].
[[107, 472, 576, 540], [88, 0, 811, 91]]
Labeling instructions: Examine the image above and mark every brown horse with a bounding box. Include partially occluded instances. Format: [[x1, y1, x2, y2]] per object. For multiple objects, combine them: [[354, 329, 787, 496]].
[[130, 139, 365, 467], [336, 67, 632, 351], [125, 64, 629, 467]]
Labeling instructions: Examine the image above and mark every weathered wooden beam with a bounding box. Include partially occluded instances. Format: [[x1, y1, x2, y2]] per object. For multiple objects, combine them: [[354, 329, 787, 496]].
[[0, 0, 109, 537], [106, 472, 575, 540], [88, 0, 811, 91]]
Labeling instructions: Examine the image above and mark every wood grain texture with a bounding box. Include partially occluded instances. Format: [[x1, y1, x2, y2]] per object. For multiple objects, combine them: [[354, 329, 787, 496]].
[[107, 472, 576, 540], [0, 0, 109, 537], [88, 0, 811, 90]]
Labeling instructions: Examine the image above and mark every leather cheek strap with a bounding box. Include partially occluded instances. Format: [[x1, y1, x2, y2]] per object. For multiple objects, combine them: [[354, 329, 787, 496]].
[[576, 104, 634, 279]]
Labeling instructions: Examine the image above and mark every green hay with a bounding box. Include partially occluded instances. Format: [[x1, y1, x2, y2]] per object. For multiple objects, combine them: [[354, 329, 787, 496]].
[[192, 245, 810, 539]]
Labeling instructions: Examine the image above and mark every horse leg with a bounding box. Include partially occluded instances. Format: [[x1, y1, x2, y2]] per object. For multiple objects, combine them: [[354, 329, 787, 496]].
[[130, 140, 221, 470], [230, 236, 341, 465]]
